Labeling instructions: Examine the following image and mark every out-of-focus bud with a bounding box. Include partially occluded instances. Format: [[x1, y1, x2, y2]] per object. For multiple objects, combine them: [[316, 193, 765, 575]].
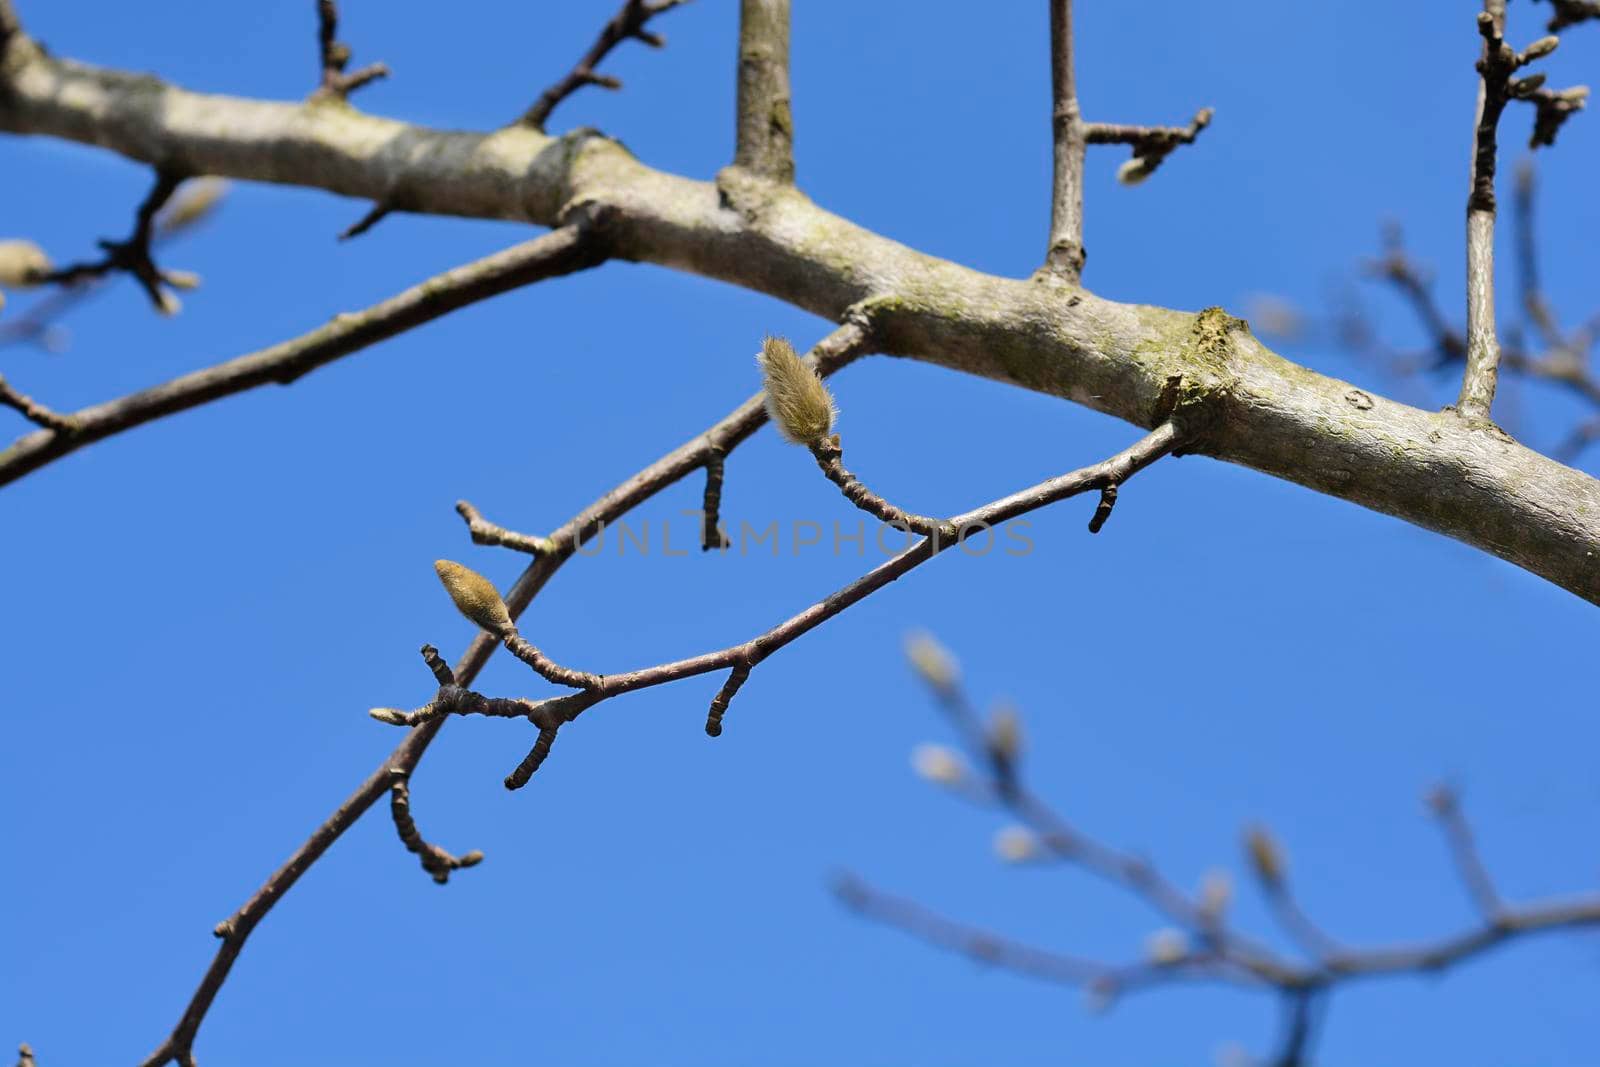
[[1245, 825, 1285, 887], [1084, 975, 1119, 1015], [434, 559, 513, 634], [993, 825, 1039, 863], [158, 178, 229, 233], [1198, 868, 1233, 920], [904, 630, 958, 691], [163, 269, 203, 291], [1144, 927, 1190, 966], [1511, 73, 1549, 98], [0, 240, 51, 287], [758, 335, 836, 446], [155, 290, 183, 317], [1116, 157, 1153, 186], [911, 742, 965, 786], [986, 702, 1024, 763]]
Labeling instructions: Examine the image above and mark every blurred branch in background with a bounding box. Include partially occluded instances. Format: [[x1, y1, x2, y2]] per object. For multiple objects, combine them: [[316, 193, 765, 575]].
[[836, 633, 1600, 1067]]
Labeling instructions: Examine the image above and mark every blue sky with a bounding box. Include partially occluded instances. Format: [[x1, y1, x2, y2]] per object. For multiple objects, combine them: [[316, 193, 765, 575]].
[[3, 2, 1598, 1065]]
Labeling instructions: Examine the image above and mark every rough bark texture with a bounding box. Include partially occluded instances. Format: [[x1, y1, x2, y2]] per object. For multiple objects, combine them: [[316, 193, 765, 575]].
[[4, 40, 1599, 601]]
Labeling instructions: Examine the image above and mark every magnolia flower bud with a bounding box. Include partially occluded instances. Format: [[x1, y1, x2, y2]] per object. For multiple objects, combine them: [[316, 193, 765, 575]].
[[1144, 927, 1190, 966], [163, 269, 203, 291], [758, 335, 836, 445], [1245, 825, 1285, 886], [1523, 36, 1560, 62], [993, 825, 1039, 863], [158, 178, 229, 233], [434, 559, 513, 634], [0, 240, 51, 288], [369, 707, 411, 725], [987, 702, 1023, 762], [1116, 158, 1153, 186], [1199, 868, 1233, 919], [904, 630, 958, 690], [911, 742, 965, 786]]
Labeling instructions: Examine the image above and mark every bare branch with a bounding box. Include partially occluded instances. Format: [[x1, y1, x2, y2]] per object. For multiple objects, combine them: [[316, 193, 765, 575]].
[[0, 374, 75, 432], [699, 447, 732, 551], [1426, 784, 1506, 921], [136, 317, 874, 1066], [1537, 0, 1600, 32], [1045, 0, 1086, 278], [1086, 108, 1214, 186], [30, 170, 189, 315], [0, 223, 609, 488], [389, 773, 483, 885], [521, 0, 688, 130], [734, 0, 795, 181], [455, 500, 553, 556], [312, 1, 389, 101]]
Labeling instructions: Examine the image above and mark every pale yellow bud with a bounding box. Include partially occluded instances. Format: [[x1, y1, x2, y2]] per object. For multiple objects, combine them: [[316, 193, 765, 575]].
[[369, 707, 410, 725], [1199, 868, 1233, 919], [993, 825, 1039, 863], [1116, 158, 1153, 186], [1144, 927, 1190, 966], [1245, 825, 1285, 886], [987, 702, 1023, 762], [163, 269, 203, 291], [158, 178, 229, 233], [1523, 36, 1560, 62], [434, 559, 513, 634], [911, 743, 965, 786], [758, 335, 836, 445], [904, 630, 958, 690], [0, 240, 52, 287], [155, 290, 183, 317]]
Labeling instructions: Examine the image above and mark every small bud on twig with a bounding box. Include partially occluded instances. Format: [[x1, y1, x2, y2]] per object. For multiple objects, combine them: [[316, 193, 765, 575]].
[[758, 335, 836, 446], [433, 559, 513, 634], [1245, 825, 1286, 887], [993, 825, 1040, 863], [1522, 36, 1561, 63], [911, 742, 966, 786], [0, 240, 51, 287], [1199, 868, 1234, 920], [1144, 927, 1190, 965], [904, 631, 959, 691], [157, 178, 229, 234]]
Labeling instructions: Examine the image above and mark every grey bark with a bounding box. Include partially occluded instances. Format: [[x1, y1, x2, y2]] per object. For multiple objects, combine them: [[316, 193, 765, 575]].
[[3, 40, 1598, 602]]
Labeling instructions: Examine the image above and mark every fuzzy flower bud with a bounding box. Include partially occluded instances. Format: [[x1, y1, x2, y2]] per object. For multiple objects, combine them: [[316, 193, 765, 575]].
[[0, 240, 52, 288], [1522, 36, 1560, 63], [1116, 158, 1153, 186], [993, 825, 1039, 863], [1245, 825, 1285, 887], [987, 702, 1024, 763], [1198, 868, 1233, 920], [434, 559, 513, 634], [758, 335, 836, 445], [158, 178, 229, 233], [904, 630, 959, 691], [368, 707, 411, 726], [911, 742, 966, 786], [1144, 927, 1190, 966]]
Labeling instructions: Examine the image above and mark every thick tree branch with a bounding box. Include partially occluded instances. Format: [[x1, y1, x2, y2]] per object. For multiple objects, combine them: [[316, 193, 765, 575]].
[[734, 0, 794, 181], [0, 223, 608, 486], [2, 46, 1600, 600]]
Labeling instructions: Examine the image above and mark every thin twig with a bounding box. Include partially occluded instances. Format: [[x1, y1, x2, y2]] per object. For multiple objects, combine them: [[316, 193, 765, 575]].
[[1426, 784, 1506, 921], [521, 0, 688, 130], [1045, 0, 1086, 278], [733, 0, 794, 181], [135, 317, 875, 1067], [31, 170, 188, 315], [1086, 108, 1213, 185], [456, 500, 553, 556], [312, 1, 388, 101], [0, 374, 75, 432], [389, 772, 483, 885], [0, 223, 610, 488]]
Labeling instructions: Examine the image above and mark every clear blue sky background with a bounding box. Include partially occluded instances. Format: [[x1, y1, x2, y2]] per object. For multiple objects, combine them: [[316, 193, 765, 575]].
[[3, 2, 1598, 1065]]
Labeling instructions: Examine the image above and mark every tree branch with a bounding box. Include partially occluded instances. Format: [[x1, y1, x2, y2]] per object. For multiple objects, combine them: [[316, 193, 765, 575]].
[[0, 222, 609, 487], [520, 0, 688, 131], [1045, 0, 1086, 278], [134, 317, 874, 1066], [312, 1, 388, 102], [734, 0, 794, 181], [3, 44, 1600, 600]]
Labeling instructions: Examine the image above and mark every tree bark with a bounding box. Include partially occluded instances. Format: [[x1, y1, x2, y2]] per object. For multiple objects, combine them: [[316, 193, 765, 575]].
[[4, 41, 1598, 602]]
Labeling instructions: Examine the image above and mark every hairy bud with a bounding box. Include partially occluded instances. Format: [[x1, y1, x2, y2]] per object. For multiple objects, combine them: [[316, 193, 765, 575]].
[[369, 707, 411, 725], [434, 559, 513, 634], [0, 240, 52, 288], [758, 335, 836, 445], [904, 630, 959, 691], [911, 742, 966, 786], [1245, 825, 1285, 886], [1144, 927, 1190, 966], [1116, 158, 1153, 186], [158, 178, 229, 233], [1198, 868, 1234, 919], [1522, 36, 1560, 63], [993, 825, 1039, 863]]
